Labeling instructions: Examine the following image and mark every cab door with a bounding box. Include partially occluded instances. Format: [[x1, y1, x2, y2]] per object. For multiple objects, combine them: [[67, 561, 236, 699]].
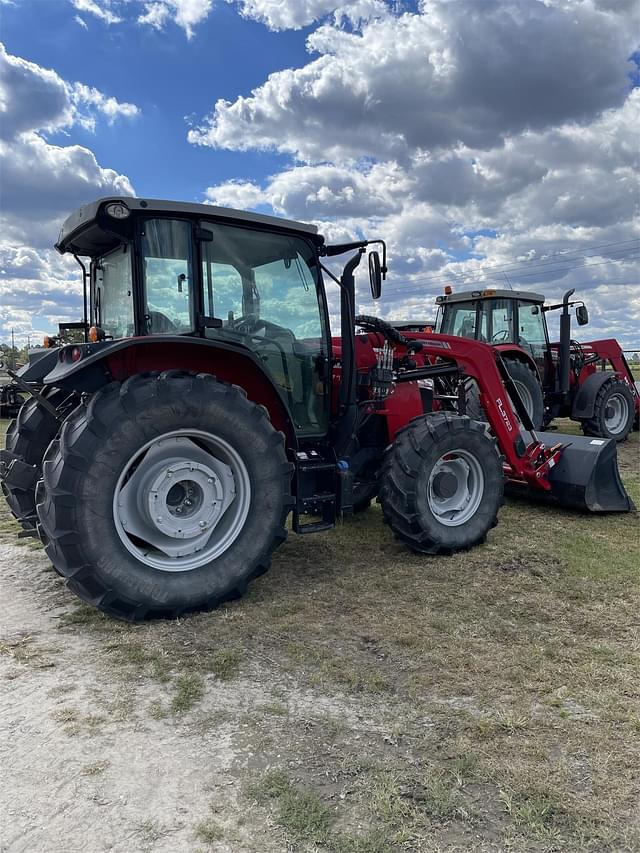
[[516, 300, 552, 383], [139, 218, 195, 334]]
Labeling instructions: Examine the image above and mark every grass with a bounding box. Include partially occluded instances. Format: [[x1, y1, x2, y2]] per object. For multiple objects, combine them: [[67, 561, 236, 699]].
[[248, 770, 333, 845], [193, 817, 224, 844], [1, 417, 639, 850]]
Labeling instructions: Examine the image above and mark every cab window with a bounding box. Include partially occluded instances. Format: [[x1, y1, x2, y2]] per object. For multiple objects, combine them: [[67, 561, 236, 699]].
[[517, 301, 546, 347], [141, 219, 194, 334], [440, 304, 477, 339], [488, 299, 515, 343], [95, 245, 134, 339]]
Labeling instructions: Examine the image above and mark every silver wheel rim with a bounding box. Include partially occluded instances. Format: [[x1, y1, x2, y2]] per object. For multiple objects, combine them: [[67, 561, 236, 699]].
[[510, 380, 534, 421], [427, 448, 485, 527], [113, 430, 251, 572], [604, 393, 628, 435]]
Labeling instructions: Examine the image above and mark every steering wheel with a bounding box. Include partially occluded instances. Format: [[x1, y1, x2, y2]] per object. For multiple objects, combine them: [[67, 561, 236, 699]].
[[491, 329, 511, 343]]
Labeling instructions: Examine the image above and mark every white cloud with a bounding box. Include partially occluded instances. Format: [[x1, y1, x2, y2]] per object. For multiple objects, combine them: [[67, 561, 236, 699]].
[[0, 45, 137, 344], [74, 14, 88, 28], [190, 1, 636, 162], [0, 43, 140, 140], [68, 0, 213, 38], [138, 0, 212, 38], [138, 1, 171, 30], [233, 0, 388, 31], [199, 3, 639, 345], [0, 43, 73, 140], [70, 82, 140, 130], [71, 0, 121, 24]]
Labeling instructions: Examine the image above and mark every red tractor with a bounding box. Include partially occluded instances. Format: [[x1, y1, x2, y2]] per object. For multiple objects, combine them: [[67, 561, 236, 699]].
[[434, 288, 639, 441], [0, 198, 633, 621]]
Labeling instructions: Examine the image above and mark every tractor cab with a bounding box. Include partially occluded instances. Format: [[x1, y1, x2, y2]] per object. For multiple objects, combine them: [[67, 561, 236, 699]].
[[54, 197, 355, 437], [53, 198, 386, 440], [435, 288, 552, 381]]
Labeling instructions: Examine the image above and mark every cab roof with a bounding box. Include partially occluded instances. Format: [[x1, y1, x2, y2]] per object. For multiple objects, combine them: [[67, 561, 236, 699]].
[[56, 196, 322, 257], [436, 288, 545, 305]]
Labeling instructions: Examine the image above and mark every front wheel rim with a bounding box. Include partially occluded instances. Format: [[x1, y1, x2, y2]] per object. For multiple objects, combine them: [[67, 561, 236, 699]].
[[427, 448, 485, 527], [604, 393, 628, 435], [113, 430, 251, 572]]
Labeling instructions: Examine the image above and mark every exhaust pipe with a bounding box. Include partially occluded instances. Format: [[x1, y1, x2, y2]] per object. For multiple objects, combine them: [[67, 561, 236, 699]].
[[516, 430, 635, 513], [558, 288, 574, 396]]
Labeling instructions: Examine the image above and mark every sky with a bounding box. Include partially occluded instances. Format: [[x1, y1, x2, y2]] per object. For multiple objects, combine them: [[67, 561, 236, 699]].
[[0, 0, 638, 348]]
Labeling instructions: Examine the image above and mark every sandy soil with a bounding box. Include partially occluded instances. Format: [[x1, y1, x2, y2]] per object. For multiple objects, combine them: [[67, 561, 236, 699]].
[[0, 543, 289, 853]]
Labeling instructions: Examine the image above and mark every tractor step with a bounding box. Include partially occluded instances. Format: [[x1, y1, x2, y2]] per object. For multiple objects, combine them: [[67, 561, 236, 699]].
[[292, 451, 338, 534], [515, 430, 634, 513]]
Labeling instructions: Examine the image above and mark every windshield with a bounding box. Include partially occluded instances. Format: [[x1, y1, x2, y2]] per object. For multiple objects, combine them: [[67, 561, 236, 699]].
[[200, 222, 329, 435], [95, 245, 134, 339]]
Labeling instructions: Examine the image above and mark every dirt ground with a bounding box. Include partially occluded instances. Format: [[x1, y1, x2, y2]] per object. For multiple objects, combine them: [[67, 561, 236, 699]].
[[1, 422, 639, 852]]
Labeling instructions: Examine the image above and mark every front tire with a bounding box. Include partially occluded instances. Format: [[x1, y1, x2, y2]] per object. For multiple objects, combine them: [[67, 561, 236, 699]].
[[580, 377, 635, 442], [379, 413, 504, 554], [36, 372, 294, 621]]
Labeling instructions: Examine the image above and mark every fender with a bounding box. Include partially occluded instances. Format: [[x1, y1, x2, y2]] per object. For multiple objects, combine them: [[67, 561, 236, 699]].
[[493, 345, 542, 381], [14, 348, 59, 383], [44, 335, 297, 443], [571, 371, 619, 419]]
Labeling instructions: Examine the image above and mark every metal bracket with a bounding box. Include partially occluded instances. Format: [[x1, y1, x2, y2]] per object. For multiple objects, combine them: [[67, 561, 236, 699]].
[[6, 369, 63, 421]]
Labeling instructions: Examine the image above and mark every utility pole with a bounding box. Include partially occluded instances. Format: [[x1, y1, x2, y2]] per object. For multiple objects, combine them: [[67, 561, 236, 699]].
[[11, 328, 15, 369]]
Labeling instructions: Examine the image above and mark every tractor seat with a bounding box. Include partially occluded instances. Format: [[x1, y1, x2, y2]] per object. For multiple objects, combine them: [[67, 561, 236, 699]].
[[460, 318, 476, 339]]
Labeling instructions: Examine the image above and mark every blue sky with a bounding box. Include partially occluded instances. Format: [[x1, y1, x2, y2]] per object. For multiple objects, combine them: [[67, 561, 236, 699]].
[[0, 0, 638, 347], [1, 0, 306, 198]]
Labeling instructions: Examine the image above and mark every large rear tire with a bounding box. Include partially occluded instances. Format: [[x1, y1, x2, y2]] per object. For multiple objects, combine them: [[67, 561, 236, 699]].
[[580, 377, 635, 442], [379, 413, 504, 555], [36, 372, 294, 621], [2, 389, 77, 530], [466, 359, 544, 430]]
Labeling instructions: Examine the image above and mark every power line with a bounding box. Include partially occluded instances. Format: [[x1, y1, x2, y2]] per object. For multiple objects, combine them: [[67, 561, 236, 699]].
[[381, 252, 640, 299], [391, 239, 640, 287], [383, 241, 640, 292]]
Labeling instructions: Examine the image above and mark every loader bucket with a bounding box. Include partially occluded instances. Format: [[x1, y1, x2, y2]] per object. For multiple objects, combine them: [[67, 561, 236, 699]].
[[519, 431, 635, 513]]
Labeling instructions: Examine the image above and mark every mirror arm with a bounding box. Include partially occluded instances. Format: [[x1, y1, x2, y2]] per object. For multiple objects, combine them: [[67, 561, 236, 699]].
[[322, 239, 387, 278]]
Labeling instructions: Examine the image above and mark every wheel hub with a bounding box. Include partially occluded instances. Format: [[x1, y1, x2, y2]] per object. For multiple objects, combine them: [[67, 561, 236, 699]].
[[431, 470, 458, 500], [114, 432, 250, 570], [143, 457, 230, 540], [604, 393, 628, 434], [427, 450, 485, 527]]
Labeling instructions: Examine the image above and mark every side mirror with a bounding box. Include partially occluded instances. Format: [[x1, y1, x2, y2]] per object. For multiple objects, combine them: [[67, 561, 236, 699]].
[[369, 251, 382, 300], [576, 305, 589, 326]]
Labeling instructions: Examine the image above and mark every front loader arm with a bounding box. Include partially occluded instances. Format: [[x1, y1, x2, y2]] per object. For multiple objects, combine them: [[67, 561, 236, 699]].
[[397, 333, 631, 512], [398, 334, 562, 490]]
